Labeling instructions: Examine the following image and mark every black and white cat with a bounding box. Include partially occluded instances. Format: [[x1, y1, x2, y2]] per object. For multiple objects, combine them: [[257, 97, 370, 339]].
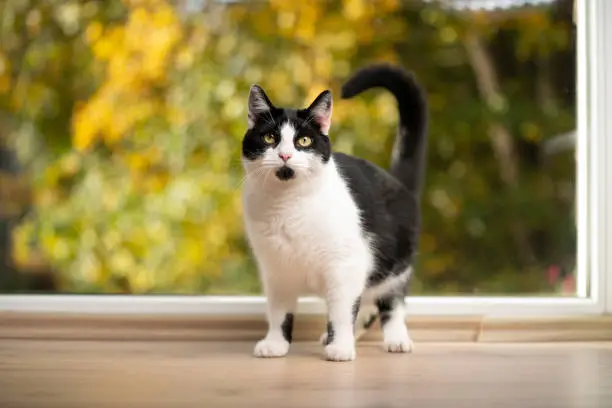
[[241, 63, 428, 362]]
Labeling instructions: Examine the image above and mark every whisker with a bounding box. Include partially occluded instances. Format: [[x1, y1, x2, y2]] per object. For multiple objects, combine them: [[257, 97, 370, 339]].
[[266, 167, 276, 184], [237, 167, 269, 187]]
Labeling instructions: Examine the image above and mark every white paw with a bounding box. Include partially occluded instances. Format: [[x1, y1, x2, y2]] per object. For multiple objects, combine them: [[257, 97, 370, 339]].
[[253, 338, 289, 358], [324, 343, 356, 362], [385, 338, 414, 353], [384, 331, 414, 353], [319, 332, 328, 345]]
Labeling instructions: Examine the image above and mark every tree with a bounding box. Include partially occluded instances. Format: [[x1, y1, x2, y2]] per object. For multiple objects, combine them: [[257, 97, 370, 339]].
[[2, 0, 577, 295]]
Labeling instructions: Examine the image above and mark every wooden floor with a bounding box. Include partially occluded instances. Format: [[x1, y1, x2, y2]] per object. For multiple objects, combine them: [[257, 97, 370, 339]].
[[1, 340, 611, 408]]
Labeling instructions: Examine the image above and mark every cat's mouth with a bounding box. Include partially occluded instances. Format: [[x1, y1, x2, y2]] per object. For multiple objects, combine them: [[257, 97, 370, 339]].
[[275, 165, 295, 181]]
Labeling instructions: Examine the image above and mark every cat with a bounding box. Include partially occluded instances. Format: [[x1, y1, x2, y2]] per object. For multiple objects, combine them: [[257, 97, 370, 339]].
[[240, 63, 428, 362]]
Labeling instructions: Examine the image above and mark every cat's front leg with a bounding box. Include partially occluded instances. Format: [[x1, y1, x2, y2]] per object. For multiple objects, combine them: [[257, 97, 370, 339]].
[[322, 273, 364, 362], [253, 280, 298, 358]]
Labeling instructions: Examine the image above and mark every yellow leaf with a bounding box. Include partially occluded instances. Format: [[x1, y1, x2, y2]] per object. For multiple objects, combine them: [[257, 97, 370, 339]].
[[85, 21, 103, 44], [343, 0, 366, 21], [0, 75, 10, 94]]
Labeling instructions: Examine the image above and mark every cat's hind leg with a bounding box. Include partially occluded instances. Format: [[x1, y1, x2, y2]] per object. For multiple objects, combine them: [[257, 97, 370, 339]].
[[376, 293, 414, 353]]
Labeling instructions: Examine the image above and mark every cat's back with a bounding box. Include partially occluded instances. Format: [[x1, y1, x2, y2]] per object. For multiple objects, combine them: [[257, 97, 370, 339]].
[[332, 152, 409, 204], [332, 151, 420, 256]]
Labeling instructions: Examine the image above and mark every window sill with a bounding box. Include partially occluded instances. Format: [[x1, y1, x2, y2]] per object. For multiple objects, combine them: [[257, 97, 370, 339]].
[[2, 312, 611, 343]]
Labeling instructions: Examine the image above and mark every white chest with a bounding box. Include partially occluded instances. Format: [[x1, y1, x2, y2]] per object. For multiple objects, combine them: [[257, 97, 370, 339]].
[[242, 172, 372, 293]]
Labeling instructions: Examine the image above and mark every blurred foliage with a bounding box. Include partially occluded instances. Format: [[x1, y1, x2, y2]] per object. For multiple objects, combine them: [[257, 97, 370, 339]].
[[0, 0, 576, 295]]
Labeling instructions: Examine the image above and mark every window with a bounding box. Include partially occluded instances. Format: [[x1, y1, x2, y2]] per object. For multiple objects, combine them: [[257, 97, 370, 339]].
[[0, 0, 610, 316]]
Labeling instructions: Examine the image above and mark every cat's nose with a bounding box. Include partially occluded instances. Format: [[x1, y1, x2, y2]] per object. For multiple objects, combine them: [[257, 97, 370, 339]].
[[278, 152, 292, 162]]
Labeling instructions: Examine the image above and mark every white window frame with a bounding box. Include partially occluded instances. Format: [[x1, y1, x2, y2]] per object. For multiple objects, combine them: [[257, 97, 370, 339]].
[[0, 0, 610, 318]]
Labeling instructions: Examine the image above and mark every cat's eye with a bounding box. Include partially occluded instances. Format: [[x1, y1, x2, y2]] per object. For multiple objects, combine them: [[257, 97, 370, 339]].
[[262, 134, 276, 145], [296, 136, 313, 147]]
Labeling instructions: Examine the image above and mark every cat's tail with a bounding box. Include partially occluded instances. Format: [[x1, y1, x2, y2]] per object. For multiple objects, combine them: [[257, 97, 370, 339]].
[[341, 63, 428, 193]]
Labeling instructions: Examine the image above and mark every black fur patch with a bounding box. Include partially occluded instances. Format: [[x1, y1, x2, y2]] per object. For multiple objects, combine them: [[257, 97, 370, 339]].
[[324, 321, 334, 346], [281, 313, 294, 343], [351, 296, 361, 325], [376, 296, 394, 327], [275, 166, 295, 181]]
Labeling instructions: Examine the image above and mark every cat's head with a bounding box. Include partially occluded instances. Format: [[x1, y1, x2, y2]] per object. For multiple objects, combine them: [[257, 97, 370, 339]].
[[241, 85, 333, 182]]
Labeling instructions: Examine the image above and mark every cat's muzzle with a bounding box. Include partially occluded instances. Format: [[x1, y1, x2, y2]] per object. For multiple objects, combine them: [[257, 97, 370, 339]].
[[275, 165, 295, 181]]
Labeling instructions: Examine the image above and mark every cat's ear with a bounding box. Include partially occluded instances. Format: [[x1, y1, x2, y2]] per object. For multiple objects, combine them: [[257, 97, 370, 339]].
[[248, 85, 274, 129], [306, 90, 333, 135]]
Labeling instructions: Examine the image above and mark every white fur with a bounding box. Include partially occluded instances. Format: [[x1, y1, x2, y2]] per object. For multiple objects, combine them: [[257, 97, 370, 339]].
[[278, 123, 297, 157], [382, 300, 414, 353], [242, 122, 374, 362]]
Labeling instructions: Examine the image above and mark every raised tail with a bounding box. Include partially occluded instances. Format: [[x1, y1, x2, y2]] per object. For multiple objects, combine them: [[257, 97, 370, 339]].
[[341, 63, 428, 193]]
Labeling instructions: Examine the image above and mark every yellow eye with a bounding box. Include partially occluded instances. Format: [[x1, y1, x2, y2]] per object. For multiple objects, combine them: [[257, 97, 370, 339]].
[[262, 134, 275, 144], [297, 136, 312, 147]]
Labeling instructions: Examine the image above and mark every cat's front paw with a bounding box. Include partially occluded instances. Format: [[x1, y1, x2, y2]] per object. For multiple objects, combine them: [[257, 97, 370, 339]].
[[383, 329, 414, 353], [253, 338, 290, 358], [319, 332, 329, 345], [324, 342, 356, 362]]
